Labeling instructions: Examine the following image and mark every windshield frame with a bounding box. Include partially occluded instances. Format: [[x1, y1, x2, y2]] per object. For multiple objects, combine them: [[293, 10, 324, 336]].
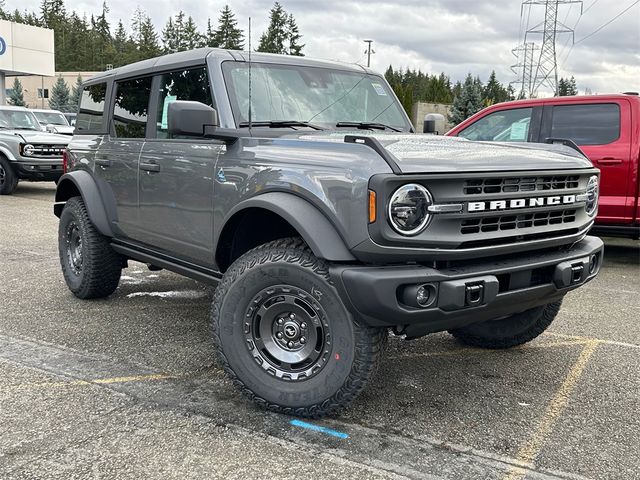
[[220, 60, 413, 132]]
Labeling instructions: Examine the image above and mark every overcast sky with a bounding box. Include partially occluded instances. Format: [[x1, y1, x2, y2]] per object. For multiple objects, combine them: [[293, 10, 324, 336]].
[[7, 0, 640, 94]]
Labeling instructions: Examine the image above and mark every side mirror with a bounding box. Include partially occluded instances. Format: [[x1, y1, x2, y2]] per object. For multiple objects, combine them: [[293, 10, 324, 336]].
[[167, 101, 218, 136]]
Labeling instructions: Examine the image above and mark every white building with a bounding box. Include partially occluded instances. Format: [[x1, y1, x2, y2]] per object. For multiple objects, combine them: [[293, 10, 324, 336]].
[[0, 20, 55, 105]]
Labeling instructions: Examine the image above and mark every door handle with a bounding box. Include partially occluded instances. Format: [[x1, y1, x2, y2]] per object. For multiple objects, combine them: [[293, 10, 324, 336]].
[[140, 162, 161, 173], [95, 158, 111, 167], [598, 157, 623, 166]]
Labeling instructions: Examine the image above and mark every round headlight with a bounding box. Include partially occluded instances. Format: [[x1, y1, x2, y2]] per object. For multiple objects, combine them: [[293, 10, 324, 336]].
[[585, 175, 598, 216], [388, 184, 433, 235], [22, 144, 35, 156]]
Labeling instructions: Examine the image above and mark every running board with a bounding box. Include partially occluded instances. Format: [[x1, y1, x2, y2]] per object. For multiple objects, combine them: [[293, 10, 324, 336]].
[[111, 243, 221, 285]]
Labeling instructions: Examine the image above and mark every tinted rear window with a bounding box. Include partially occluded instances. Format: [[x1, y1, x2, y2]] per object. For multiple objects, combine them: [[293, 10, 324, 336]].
[[113, 77, 153, 138], [550, 103, 620, 146], [76, 83, 107, 132]]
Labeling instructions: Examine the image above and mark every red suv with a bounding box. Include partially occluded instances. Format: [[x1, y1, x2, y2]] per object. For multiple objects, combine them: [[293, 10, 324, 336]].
[[447, 94, 640, 239]]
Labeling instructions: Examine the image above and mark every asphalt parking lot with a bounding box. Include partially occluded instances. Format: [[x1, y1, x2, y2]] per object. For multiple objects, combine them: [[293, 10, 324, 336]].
[[1, 182, 638, 480]]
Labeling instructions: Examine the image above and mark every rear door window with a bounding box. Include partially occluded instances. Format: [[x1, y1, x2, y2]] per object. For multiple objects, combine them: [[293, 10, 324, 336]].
[[457, 108, 533, 142], [112, 77, 153, 138], [550, 103, 620, 145], [76, 83, 108, 132]]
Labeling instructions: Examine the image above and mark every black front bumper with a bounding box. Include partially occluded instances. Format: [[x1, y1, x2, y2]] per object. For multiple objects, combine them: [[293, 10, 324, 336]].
[[330, 236, 604, 338], [16, 161, 64, 181]]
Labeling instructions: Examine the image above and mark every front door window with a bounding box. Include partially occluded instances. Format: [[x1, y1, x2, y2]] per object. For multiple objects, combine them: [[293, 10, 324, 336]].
[[458, 108, 533, 142]]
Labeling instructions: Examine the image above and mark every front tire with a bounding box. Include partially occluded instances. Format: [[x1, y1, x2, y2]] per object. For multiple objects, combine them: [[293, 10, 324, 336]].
[[449, 301, 562, 349], [58, 196, 122, 299], [0, 157, 18, 195], [211, 237, 385, 417]]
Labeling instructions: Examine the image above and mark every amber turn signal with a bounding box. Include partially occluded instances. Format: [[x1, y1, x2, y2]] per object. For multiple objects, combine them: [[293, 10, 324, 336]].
[[368, 190, 377, 223]]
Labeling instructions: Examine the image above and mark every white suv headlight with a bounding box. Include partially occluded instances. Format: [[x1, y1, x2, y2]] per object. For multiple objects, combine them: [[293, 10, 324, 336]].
[[22, 144, 35, 156], [388, 184, 433, 235]]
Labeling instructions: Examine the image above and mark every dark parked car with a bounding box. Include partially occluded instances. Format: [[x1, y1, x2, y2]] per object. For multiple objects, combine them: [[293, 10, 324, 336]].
[[54, 48, 603, 416]]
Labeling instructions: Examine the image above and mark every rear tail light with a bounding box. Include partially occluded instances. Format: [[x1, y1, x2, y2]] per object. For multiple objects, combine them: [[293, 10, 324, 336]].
[[62, 149, 68, 173]]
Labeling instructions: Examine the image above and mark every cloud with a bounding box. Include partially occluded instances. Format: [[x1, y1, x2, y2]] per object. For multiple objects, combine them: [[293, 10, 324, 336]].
[[5, 0, 639, 93]]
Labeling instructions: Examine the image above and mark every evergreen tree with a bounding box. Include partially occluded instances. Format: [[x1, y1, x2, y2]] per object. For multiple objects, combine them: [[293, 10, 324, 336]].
[[132, 10, 161, 59], [211, 5, 244, 49], [49, 76, 71, 111], [483, 70, 511, 106], [8, 78, 26, 107], [258, 2, 289, 54], [70, 75, 83, 110], [449, 74, 483, 125], [286, 13, 304, 56], [204, 18, 217, 47], [163, 11, 187, 53], [183, 16, 203, 49], [558, 76, 578, 96]]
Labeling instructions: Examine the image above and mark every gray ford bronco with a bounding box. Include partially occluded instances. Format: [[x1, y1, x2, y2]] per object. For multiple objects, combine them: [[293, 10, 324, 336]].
[[54, 48, 603, 417], [0, 106, 69, 195]]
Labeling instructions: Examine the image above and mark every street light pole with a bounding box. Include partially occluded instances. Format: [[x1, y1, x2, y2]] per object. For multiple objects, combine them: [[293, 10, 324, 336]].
[[364, 40, 374, 67]]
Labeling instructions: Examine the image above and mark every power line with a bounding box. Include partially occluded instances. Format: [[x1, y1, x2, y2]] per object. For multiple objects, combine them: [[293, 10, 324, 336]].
[[575, 0, 639, 44]]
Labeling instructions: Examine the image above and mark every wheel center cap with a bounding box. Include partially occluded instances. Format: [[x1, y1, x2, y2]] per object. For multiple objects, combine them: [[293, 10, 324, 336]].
[[283, 322, 299, 339]]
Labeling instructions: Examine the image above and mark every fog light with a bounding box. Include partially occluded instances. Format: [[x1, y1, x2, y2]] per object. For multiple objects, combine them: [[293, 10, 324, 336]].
[[416, 286, 430, 306], [400, 283, 437, 309], [589, 254, 599, 274]]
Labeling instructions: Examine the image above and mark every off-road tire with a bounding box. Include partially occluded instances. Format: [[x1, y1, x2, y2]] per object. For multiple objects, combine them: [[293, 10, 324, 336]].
[[211, 237, 385, 417], [0, 156, 18, 195], [58, 196, 122, 299], [449, 300, 562, 349]]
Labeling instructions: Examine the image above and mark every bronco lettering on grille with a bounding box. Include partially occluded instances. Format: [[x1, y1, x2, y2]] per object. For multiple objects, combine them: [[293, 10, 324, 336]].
[[468, 195, 577, 212]]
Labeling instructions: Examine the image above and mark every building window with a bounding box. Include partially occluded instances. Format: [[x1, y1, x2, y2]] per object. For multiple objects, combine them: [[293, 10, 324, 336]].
[[37, 88, 49, 99]]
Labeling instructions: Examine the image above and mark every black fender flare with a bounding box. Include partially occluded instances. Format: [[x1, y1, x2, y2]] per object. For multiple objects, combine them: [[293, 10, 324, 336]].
[[54, 170, 113, 237], [220, 192, 356, 262]]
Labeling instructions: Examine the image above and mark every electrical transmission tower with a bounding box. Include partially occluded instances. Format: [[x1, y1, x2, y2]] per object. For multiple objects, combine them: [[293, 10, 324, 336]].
[[523, 0, 582, 96], [510, 42, 539, 98]]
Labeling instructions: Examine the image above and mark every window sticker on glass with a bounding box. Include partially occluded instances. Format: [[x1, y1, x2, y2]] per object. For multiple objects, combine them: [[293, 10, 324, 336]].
[[161, 95, 178, 130], [510, 121, 528, 141], [371, 83, 387, 96]]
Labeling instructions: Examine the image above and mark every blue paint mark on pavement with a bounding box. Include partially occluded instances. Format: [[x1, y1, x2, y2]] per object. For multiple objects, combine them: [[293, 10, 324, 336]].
[[289, 419, 349, 439]]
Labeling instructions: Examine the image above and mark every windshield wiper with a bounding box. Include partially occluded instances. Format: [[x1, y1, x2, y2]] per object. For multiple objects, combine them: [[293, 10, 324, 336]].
[[335, 121, 402, 132], [238, 120, 326, 131]]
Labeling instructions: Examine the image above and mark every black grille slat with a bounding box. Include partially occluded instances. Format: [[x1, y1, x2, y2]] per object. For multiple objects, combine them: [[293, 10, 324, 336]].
[[460, 209, 577, 235], [463, 175, 580, 194]]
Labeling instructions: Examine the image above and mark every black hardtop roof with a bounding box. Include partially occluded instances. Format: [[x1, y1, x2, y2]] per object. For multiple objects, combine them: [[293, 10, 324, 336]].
[[85, 48, 373, 84]]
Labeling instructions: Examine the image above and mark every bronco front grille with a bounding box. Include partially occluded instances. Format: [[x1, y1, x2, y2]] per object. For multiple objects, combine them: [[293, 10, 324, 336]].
[[461, 209, 577, 234], [28, 145, 65, 157], [463, 175, 580, 195]]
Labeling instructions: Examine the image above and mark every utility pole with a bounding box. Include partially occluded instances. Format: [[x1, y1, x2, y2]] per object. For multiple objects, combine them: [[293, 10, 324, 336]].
[[510, 42, 539, 98], [363, 40, 375, 67], [523, 0, 582, 96]]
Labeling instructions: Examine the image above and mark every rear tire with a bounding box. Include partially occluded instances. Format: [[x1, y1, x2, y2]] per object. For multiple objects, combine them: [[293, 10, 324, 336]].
[[211, 237, 385, 417], [58, 196, 122, 299], [449, 301, 562, 349], [0, 157, 18, 195]]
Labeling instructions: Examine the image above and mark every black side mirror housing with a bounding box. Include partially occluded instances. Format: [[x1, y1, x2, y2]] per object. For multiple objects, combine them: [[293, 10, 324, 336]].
[[167, 101, 218, 136]]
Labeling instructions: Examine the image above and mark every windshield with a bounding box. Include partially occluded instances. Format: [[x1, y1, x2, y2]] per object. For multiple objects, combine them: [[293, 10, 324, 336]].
[[0, 110, 42, 130], [33, 111, 69, 126], [222, 62, 410, 130]]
